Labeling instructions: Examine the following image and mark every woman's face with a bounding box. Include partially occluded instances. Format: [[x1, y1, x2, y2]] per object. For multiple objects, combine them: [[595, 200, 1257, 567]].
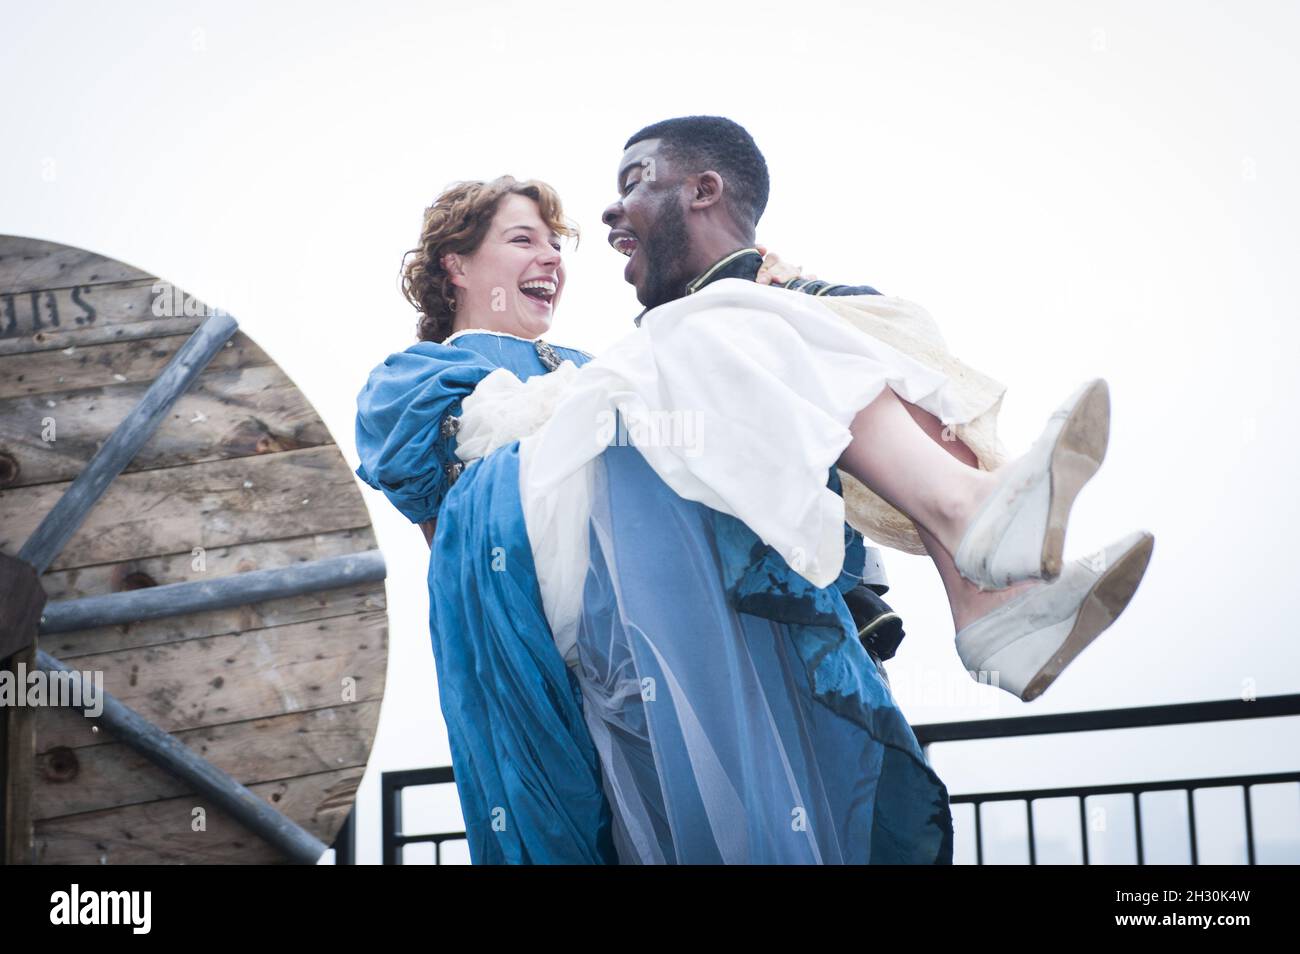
[[447, 193, 566, 338]]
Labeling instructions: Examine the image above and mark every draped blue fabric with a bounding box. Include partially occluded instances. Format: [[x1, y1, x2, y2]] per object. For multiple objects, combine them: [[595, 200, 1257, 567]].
[[354, 332, 953, 864], [575, 435, 952, 863], [356, 335, 617, 864]]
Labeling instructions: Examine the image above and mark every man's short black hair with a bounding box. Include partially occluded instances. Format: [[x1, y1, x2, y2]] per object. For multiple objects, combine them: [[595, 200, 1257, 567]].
[[624, 115, 770, 228]]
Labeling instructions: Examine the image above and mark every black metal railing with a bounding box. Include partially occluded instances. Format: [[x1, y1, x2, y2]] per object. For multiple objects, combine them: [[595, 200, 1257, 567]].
[[914, 693, 1300, 865], [379, 693, 1300, 864], [381, 767, 469, 865]]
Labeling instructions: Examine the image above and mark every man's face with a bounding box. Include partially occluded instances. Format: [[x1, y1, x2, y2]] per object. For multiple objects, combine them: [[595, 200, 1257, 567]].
[[603, 138, 693, 309]]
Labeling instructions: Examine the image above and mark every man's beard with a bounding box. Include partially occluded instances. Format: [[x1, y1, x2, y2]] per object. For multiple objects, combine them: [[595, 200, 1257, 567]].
[[638, 198, 690, 309]]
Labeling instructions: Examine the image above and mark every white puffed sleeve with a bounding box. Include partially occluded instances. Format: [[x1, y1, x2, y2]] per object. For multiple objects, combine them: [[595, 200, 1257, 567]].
[[454, 360, 583, 463]]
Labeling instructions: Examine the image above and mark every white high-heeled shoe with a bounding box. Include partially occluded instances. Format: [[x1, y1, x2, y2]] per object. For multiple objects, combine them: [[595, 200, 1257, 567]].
[[953, 378, 1111, 590], [954, 529, 1155, 702]]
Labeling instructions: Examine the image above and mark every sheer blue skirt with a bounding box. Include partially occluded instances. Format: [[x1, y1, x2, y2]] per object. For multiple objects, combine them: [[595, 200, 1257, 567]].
[[573, 440, 953, 863]]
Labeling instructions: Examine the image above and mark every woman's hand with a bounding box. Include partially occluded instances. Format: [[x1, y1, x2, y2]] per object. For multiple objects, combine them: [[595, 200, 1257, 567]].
[[754, 244, 817, 285]]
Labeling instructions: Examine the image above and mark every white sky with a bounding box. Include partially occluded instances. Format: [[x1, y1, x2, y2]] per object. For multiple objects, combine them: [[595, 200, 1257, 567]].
[[4, 0, 1297, 864]]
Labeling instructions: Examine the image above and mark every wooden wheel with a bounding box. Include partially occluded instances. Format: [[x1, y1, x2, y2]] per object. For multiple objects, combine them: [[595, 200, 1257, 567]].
[[0, 235, 387, 864]]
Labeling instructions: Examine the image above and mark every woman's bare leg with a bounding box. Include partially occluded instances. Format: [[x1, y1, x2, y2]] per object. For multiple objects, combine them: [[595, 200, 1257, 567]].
[[837, 386, 1041, 632]]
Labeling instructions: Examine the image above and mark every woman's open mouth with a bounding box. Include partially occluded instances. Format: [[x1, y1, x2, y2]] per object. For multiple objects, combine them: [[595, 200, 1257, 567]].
[[519, 278, 556, 311]]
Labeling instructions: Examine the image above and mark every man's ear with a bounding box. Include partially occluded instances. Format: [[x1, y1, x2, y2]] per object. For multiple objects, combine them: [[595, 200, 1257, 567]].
[[691, 171, 725, 210]]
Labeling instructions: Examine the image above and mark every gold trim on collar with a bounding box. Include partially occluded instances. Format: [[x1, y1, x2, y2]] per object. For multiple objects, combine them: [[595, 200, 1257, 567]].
[[685, 247, 762, 295], [857, 611, 900, 642]]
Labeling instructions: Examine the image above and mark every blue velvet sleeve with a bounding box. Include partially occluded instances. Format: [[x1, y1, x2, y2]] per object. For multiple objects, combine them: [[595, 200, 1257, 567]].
[[353, 341, 498, 524]]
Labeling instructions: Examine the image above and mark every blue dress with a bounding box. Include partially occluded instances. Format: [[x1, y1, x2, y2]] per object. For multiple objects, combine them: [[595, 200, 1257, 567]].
[[354, 330, 953, 864]]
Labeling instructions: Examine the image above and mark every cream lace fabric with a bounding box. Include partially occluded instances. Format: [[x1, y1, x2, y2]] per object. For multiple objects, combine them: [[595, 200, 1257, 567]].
[[814, 294, 1010, 555]]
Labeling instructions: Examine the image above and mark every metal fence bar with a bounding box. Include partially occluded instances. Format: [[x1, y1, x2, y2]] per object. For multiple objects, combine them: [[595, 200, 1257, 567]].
[[1134, 792, 1145, 865], [944, 770, 1300, 804], [913, 694, 1300, 745], [1026, 800, 1036, 865], [1243, 785, 1256, 865], [1078, 797, 1090, 864], [332, 806, 355, 866]]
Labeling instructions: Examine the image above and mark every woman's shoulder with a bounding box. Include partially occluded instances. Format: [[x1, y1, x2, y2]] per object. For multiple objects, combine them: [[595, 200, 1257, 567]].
[[354, 339, 501, 525]]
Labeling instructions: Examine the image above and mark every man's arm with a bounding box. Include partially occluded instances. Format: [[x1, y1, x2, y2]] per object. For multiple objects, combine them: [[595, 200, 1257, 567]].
[[781, 276, 882, 297], [419, 519, 435, 548]]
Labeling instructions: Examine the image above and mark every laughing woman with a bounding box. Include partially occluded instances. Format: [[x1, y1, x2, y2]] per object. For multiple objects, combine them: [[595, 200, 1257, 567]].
[[354, 177, 618, 863]]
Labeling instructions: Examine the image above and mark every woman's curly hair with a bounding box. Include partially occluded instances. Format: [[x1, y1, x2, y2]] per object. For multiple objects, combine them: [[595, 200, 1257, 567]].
[[401, 176, 579, 343]]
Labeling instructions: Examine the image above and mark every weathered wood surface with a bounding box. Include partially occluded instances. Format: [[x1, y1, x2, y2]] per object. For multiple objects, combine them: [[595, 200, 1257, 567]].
[[37, 609, 387, 750], [0, 363, 332, 486], [35, 701, 379, 821], [0, 328, 265, 400], [35, 766, 363, 865], [0, 236, 153, 296], [17, 312, 239, 577], [0, 236, 388, 864], [0, 279, 204, 357], [0, 446, 370, 572], [35, 701, 380, 820]]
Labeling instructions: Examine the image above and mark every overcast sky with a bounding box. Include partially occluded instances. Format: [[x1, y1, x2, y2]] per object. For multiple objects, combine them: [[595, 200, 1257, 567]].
[[4, 0, 1297, 864]]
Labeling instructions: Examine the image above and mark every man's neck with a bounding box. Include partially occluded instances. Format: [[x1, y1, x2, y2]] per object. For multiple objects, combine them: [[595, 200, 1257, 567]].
[[634, 245, 763, 327]]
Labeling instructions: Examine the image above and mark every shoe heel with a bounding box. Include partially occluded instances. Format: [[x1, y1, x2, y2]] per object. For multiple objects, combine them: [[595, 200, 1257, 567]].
[[1019, 530, 1154, 701], [1042, 379, 1110, 579]]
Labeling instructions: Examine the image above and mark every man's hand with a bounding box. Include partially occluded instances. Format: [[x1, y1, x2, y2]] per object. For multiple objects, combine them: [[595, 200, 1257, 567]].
[[755, 244, 817, 285]]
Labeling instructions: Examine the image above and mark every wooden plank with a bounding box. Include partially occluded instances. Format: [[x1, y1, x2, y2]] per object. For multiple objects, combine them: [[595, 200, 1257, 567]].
[[0, 445, 371, 572], [0, 279, 207, 356], [35, 609, 387, 750], [34, 765, 362, 864], [0, 315, 202, 357], [0, 363, 332, 487], [34, 701, 380, 820], [0, 328, 269, 401], [0, 235, 153, 296]]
